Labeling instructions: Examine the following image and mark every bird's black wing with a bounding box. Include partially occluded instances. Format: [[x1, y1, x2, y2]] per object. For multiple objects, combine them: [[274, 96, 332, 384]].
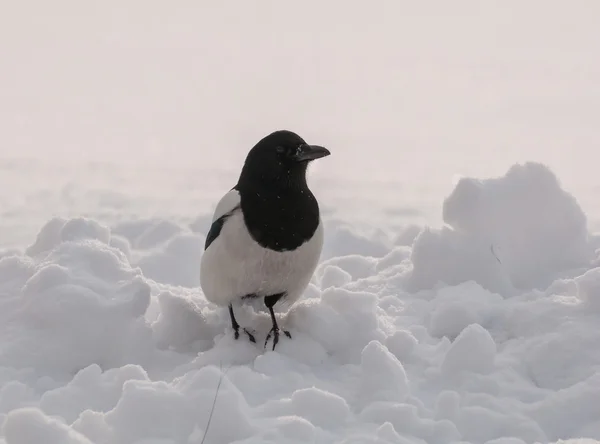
[[204, 214, 229, 250], [204, 188, 241, 251]]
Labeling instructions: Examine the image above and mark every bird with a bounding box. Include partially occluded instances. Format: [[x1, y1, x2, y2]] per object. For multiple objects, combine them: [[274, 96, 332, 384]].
[[200, 129, 330, 350]]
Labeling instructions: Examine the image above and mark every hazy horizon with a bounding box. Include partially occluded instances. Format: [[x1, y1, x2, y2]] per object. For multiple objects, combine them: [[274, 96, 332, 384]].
[[2, 1, 600, 243]]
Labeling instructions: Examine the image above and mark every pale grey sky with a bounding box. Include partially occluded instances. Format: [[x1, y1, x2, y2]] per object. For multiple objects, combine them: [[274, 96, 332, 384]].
[[1, 1, 599, 196]]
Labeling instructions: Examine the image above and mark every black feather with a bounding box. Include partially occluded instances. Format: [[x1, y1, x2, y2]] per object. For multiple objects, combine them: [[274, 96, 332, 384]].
[[234, 131, 321, 252], [204, 206, 238, 250]]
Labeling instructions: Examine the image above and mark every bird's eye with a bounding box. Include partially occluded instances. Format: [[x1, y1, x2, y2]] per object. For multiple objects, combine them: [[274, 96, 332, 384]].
[[275, 146, 285, 154]]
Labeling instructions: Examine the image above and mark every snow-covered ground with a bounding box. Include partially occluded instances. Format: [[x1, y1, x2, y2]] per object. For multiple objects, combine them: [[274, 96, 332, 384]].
[[3, 2, 600, 443], [1, 160, 600, 444]]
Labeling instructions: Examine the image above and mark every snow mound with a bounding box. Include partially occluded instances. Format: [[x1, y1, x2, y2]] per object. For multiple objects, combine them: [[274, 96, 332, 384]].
[[26, 217, 111, 257], [575, 267, 600, 311], [441, 323, 497, 376], [359, 340, 409, 406], [134, 233, 205, 287], [4, 407, 94, 444], [151, 290, 216, 352], [2, 162, 600, 443], [1, 219, 154, 377], [322, 220, 391, 259], [409, 162, 594, 295]]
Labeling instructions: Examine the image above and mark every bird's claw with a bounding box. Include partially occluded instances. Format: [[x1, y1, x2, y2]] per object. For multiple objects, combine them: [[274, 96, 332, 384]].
[[233, 327, 256, 343], [264, 327, 292, 350], [245, 328, 257, 343]]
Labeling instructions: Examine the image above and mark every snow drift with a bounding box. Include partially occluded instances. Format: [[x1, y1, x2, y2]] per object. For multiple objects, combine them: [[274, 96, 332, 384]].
[[408, 162, 594, 295], [1, 162, 600, 443]]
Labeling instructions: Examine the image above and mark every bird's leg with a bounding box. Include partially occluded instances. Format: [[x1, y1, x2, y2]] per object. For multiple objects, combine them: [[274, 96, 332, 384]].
[[228, 304, 240, 339], [228, 303, 255, 343], [264, 293, 291, 350]]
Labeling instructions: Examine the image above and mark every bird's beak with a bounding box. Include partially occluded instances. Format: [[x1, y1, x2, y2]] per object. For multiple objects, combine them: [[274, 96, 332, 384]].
[[294, 144, 331, 162]]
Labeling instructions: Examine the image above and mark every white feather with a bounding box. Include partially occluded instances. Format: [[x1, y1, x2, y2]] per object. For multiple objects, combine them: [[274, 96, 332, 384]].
[[200, 209, 324, 308], [211, 189, 241, 222]]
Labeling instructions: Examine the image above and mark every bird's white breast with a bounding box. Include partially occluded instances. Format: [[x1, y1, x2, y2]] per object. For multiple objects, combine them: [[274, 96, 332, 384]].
[[200, 209, 324, 308]]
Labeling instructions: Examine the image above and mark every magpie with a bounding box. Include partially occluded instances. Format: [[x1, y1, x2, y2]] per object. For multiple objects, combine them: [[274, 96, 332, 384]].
[[200, 130, 330, 350]]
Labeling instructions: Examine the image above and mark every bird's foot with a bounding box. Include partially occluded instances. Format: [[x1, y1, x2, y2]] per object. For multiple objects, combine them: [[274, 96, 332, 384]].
[[233, 326, 256, 343], [264, 327, 292, 351]]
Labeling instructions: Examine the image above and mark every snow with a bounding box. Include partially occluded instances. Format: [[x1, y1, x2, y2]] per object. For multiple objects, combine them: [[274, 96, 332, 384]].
[[409, 163, 594, 296], [1, 161, 600, 444], [440, 324, 496, 376]]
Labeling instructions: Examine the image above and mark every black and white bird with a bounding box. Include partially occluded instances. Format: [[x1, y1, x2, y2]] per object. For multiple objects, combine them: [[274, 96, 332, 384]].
[[200, 130, 331, 350]]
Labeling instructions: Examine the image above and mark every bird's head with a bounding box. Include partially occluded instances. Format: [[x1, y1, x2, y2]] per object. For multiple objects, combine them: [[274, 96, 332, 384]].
[[238, 130, 330, 188]]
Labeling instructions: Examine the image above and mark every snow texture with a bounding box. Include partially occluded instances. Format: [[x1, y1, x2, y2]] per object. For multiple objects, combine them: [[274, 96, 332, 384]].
[[1, 162, 600, 443]]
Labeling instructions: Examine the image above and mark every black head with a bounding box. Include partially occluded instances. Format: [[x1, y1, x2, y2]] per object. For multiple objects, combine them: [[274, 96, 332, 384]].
[[237, 130, 330, 188]]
